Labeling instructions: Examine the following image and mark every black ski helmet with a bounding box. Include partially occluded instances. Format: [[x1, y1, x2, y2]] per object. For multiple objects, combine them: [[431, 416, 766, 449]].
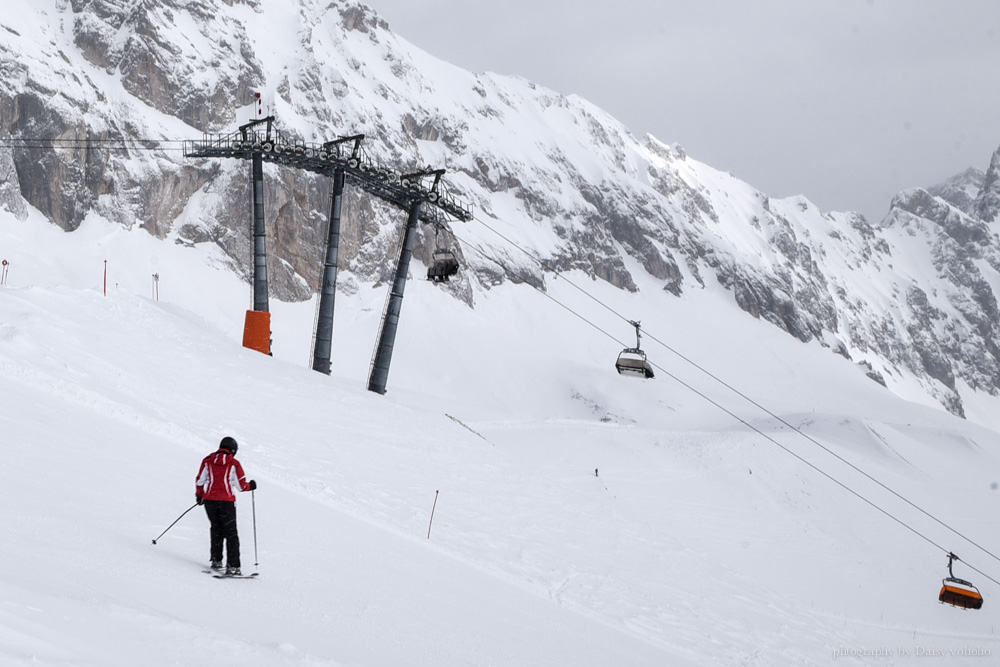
[[219, 436, 238, 454]]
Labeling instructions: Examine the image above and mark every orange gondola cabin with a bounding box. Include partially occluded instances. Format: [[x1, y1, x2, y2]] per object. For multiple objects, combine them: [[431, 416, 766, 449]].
[[939, 553, 983, 610]]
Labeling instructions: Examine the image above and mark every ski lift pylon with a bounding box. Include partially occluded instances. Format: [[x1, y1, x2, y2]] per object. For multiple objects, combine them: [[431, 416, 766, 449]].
[[615, 320, 654, 379], [939, 552, 983, 610]]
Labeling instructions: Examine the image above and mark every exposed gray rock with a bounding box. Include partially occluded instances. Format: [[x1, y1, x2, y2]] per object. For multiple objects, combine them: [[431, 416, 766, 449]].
[[928, 167, 985, 217], [975, 147, 1000, 223], [70, 0, 264, 131], [0, 147, 28, 220]]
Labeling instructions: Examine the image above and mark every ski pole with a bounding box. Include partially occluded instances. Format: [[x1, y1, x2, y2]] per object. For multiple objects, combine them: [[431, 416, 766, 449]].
[[151, 502, 198, 545], [427, 490, 439, 540], [251, 489, 258, 567]]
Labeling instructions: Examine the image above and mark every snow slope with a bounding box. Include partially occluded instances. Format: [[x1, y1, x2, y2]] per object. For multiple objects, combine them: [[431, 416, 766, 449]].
[[5, 0, 1000, 422], [2, 208, 1000, 666]]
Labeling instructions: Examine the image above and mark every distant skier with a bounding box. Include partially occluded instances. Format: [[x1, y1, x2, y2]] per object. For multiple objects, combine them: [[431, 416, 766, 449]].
[[195, 436, 256, 576]]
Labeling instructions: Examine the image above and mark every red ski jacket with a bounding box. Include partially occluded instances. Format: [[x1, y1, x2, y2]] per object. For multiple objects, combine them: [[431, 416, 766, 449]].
[[195, 450, 252, 502]]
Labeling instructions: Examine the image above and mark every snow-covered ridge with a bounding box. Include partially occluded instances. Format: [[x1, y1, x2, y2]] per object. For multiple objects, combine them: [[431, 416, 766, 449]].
[[2, 0, 1000, 416]]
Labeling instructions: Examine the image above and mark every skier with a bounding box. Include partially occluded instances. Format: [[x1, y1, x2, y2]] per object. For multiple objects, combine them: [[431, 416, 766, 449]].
[[195, 436, 256, 576]]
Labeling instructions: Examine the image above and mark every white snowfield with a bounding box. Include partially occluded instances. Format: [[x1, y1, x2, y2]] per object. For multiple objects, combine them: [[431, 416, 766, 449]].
[[2, 212, 1000, 666]]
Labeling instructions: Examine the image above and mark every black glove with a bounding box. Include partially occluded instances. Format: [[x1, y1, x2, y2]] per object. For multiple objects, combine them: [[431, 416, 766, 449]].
[[248, 480, 257, 491], [196, 495, 204, 506]]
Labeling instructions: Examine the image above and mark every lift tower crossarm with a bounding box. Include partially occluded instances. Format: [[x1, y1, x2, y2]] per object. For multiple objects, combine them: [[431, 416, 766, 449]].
[[184, 127, 473, 224]]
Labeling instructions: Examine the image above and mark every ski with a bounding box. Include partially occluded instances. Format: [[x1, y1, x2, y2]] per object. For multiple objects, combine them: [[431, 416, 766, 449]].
[[202, 569, 259, 579]]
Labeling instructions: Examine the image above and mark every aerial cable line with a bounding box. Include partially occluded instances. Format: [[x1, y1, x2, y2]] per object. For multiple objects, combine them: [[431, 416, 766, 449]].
[[461, 212, 1000, 584], [0, 138, 186, 151], [462, 232, 1000, 586], [639, 324, 1000, 574]]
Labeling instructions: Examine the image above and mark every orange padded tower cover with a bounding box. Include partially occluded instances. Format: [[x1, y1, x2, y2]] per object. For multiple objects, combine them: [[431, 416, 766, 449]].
[[242, 310, 271, 355]]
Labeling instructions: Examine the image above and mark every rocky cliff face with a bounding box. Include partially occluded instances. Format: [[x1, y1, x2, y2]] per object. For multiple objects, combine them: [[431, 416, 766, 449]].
[[874, 188, 1000, 415], [927, 167, 985, 216], [975, 147, 1000, 223], [2, 0, 1000, 417]]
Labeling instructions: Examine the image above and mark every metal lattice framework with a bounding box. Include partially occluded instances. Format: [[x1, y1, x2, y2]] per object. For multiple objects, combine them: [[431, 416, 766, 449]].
[[183, 117, 473, 225]]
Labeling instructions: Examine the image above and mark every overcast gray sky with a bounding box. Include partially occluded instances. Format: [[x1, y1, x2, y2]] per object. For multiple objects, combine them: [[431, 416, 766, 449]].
[[365, 0, 1000, 222]]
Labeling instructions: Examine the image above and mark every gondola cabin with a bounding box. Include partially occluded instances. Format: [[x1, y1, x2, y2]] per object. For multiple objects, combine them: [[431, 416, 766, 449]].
[[427, 249, 459, 283], [616, 349, 655, 379], [939, 552, 984, 610], [939, 578, 983, 610], [615, 320, 655, 379]]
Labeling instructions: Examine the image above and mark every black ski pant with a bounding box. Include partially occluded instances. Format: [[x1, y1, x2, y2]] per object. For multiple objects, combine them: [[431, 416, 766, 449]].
[[203, 499, 240, 568]]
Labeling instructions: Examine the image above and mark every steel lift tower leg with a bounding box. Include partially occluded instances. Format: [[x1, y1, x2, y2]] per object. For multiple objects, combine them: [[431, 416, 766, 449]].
[[251, 152, 269, 312], [312, 169, 345, 374], [368, 200, 422, 395]]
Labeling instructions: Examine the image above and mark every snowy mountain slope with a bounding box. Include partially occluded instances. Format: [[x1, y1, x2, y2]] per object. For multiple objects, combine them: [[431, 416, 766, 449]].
[[4, 0, 1000, 420], [3, 204, 1000, 665], [0, 299, 687, 667], [2, 2, 1000, 665]]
